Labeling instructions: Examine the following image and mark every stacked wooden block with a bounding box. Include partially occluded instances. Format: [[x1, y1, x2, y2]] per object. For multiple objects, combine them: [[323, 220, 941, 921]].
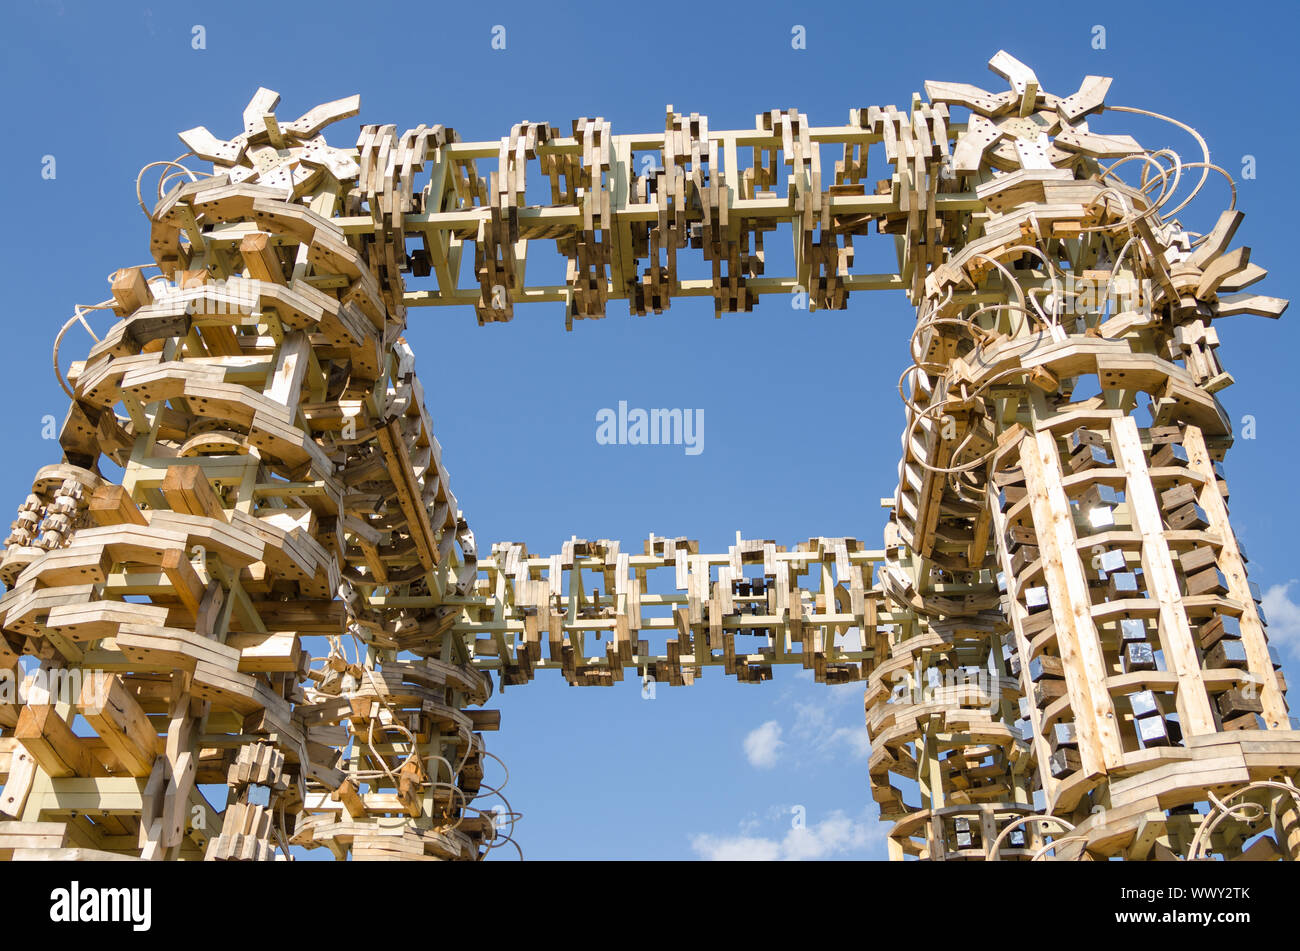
[[0, 90, 502, 861], [877, 52, 1296, 860], [1, 53, 1296, 862]]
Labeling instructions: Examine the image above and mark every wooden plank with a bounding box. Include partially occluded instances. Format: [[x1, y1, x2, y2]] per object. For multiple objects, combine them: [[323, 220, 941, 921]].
[[78, 673, 158, 778], [1020, 430, 1124, 786], [1109, 417, 1216, 736], [1182, 426, 1288, 727], [16, 705, 95, 778]]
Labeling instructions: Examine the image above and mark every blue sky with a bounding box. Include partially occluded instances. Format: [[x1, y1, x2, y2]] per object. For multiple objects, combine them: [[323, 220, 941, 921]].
[[2, 0, 1298, 860]]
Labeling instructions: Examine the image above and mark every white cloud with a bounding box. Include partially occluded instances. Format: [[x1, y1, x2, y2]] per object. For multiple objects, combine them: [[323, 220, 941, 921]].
[[826, 725, 872, 758], [690, 809, 885, 861], [790, 690, 871, 761], [688, 834, 782, 861], [1262, 581, 1300, 655], [783, 811, 875, 860], [743, 720, 784, 768]]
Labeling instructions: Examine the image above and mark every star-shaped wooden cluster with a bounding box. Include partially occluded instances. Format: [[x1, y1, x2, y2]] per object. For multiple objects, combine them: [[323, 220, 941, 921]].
[[931, 51, 1137, 178], [178, 87, 362, 197]]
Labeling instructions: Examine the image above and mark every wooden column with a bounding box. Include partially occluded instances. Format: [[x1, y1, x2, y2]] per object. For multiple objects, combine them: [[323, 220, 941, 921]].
[[1020, 430, 1124, 799], [1182, 426, 1289, 728], [1108, 416, 1216, 736]]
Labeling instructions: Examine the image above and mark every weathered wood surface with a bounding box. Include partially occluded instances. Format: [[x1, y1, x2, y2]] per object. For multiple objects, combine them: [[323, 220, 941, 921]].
[[0, 51, 1292, 861]]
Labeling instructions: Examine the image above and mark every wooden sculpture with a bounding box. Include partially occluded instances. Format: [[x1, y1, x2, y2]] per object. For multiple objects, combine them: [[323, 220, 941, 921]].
[[0, 52, 1293, 862]]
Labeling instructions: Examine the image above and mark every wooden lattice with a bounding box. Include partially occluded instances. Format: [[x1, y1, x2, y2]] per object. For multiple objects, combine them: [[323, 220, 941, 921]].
[[0, 52, 1294, 862]]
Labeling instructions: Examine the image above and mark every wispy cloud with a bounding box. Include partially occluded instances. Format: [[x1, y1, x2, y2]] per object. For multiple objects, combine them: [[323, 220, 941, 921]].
[[689, 833, 782, 861], [1262, 581, 1300, 656], [690, 808, 885, 861], [743, 720, 784, 768], [742, 675, 871, 771], [791, 688, 871, 760]]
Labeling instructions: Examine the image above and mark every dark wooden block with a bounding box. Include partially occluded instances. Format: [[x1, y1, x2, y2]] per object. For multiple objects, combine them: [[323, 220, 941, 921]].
[[1049, 747, 1081, 778], [1222, 712, 1261, 731], [1069, 444, 1114, 473], [1034, 678, 1068, 707], [1166, 501, 1210, 531], [1198, 613, 1242, 650], [1004, 524, 1037, 552], [1067, 427, 1105, 453], [1204, 638, 1248, 669], [1028, 654, 1064, 682], [1185, 566, 1228, 597], [1011, 544, 1039, 575], [1050, 721, 1078, 750], [1151, 442, 1189, 467], [1216, 688, 1263, 719], [1021, 609, 1054, 637], [998, 484, 1027, 512], [1159, 483, 1197, 513], [1079, 483, 1124, 508], [1178, 546, 1218, 575]]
